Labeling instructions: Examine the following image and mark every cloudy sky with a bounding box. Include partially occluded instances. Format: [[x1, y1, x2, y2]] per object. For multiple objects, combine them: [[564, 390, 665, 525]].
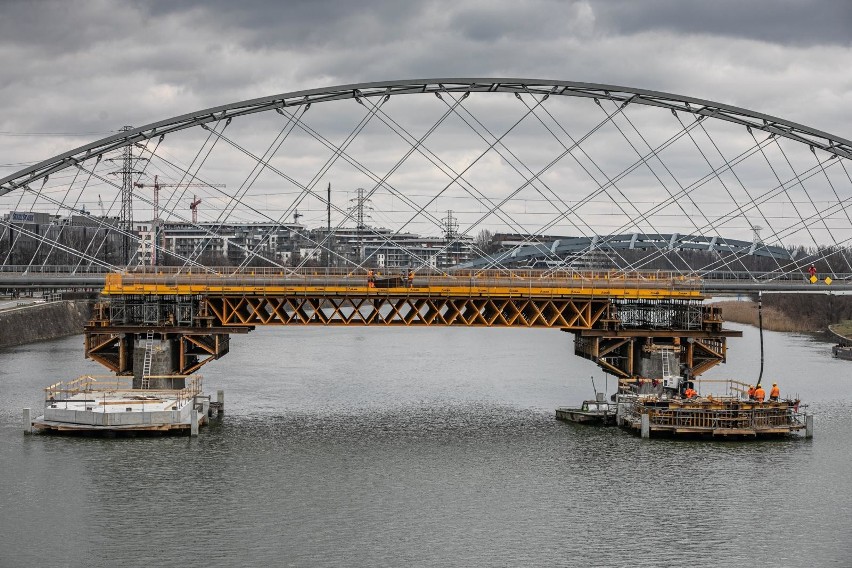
[[1, 0, 851, 248]]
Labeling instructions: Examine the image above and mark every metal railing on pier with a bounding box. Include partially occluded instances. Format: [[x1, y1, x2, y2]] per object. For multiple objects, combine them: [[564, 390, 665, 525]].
[[44, 374, 203, 407]]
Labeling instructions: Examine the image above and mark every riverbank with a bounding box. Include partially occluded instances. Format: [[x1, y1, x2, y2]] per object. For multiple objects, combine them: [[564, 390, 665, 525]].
[[714, 293, 852, 335], [713, 300, 815, 332], [0, 299, 93, 348]]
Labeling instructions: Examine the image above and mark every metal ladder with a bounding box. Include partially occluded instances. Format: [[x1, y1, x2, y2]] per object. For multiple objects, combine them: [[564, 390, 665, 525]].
[[661, 348, 674, 378], [140, 330, 155, 389]]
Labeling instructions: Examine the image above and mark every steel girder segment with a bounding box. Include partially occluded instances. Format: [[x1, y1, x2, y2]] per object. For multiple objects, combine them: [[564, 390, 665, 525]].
[[85, 332, 127, 374], [180, 333, 230, 374], [688, 337, 726, 376], [203, 294, 615, 328]]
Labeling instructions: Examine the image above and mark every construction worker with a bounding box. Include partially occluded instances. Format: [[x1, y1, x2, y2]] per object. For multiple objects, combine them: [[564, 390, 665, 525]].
[[808, 264, 817, 279], [684, 386, 698, 399], [754, 384, 766, 402], [769, 382, 780, 401], [407, 270, 414, 288], [747, 384, 756, 400], [367, 269, 375, 288]]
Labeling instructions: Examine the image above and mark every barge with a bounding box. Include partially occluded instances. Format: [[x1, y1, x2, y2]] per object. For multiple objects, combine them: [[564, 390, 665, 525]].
[[27, 374, 216, 435], [556, 393, 616, 425], [615, 378, 812, 439]]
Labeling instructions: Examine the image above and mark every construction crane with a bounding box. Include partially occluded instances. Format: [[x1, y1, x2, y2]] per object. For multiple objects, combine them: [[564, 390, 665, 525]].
[[132, 175, 224, 265], [133, 175, 224, 225], [190, 195, 202, 223]]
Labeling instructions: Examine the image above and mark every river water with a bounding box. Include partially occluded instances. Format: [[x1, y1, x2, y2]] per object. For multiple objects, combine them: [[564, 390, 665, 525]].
[[1, 323, 850, 567]]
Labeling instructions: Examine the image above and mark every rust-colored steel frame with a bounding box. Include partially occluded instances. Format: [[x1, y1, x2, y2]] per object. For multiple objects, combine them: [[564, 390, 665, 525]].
[[84, 329, 232, 376], [83, 290, 737, 379], [204, 294, 611, 328], [571, 331, 734, 379]]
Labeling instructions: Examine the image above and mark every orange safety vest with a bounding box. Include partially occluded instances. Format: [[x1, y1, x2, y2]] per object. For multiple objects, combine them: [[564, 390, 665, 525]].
[[747, 387, 755, 399], [770, 386, 780, 399], [754, 387, 765, 401]]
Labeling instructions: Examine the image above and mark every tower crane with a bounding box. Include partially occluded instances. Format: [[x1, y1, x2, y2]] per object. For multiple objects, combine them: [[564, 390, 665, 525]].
[[133, 175, 225, 225], [190, 195, 202, 223], [132, 175, 225, 265]]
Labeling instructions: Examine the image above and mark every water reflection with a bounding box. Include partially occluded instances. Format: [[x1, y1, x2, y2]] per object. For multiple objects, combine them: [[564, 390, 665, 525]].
[[1, 327, 850, 567]]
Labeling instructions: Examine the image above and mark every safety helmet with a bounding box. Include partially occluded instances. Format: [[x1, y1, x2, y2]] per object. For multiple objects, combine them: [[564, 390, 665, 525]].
[[772, 382, 777, 386]]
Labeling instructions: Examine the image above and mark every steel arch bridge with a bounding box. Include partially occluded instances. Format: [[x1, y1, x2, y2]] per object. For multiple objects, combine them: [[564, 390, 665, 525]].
[[2, 78, 852, 381]]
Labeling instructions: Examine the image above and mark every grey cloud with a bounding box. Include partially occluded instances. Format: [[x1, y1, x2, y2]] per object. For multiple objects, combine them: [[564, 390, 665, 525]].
[[592, 0, 852, 46]]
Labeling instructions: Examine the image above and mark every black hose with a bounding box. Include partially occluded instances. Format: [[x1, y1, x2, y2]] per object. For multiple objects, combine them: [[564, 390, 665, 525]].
[[758, 291, 764, 383]]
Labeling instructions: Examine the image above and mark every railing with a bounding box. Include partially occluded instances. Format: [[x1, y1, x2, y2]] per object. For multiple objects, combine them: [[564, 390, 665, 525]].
[[3, 263, 852, 283], [619, 378, 756, 398], [620, 396, 807, 432], [0, 265, 112, 274], [44, 374, 203, 407], [105, 267, 704, 296], [640, 406, 805, 431]]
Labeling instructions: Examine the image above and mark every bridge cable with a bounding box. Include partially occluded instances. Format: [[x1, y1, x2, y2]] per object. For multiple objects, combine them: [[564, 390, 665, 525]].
[[689, 117, 787, 275], [60, 163, 214, 272], [514, 92, 675, 274], [750, 130, 838, 275], [263, 95, 452, 274], [419, 98, 640, 275], [361, 96, 552, 272], [595, 100, 722, 275], [443, 90, 630, 273], [189, 109, 306, 271], [572, 130, 780, 277], [773, 141, 852, 274]]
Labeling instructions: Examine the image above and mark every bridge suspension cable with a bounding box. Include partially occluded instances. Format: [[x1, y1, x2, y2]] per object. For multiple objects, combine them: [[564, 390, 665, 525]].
[[1, 79, 851, 283]]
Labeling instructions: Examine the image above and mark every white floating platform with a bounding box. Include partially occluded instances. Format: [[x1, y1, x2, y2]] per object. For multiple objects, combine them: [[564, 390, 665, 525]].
[[32, 389, 207, 434]]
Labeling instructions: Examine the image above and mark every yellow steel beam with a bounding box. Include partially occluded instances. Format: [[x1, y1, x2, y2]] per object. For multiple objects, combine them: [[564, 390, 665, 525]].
[[101, 274, 702, 300], [103, 284, 701, 299]]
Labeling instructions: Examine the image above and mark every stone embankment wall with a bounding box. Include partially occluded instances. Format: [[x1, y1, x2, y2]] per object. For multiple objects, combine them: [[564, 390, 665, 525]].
[[0, 300, 94, 348]]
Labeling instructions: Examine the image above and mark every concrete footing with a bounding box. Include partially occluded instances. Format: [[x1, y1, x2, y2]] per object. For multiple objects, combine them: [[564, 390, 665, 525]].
[[23, 408, 31, 434], [202, 400, 210, 417], [805, 414, 814, 438], [191, 410, 199, 437], [217, 390, 225, 412], [640, 413, 650, 438]]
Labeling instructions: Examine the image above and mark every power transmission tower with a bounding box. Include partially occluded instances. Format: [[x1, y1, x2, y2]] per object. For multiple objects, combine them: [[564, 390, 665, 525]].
[[348, 188, 373, 262], [107, 126, 146, 265], [443, 210, 458, 240], [119, 126, 135, 264], [444, 210, 460, 267], [323, 182, 331, 266]]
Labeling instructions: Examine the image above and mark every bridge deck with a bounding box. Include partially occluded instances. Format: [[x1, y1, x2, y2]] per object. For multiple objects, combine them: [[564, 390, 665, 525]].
[[101, 271, 703, 300]]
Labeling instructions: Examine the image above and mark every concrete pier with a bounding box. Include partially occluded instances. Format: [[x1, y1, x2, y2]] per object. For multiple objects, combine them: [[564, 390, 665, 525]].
[[640, 413, 650, 438], [191, 410, 199, 437], [217, 390, 225, 412], [805, 414, 814, 439], [22, 408, 31, 434], [202, 399, 210, 417]]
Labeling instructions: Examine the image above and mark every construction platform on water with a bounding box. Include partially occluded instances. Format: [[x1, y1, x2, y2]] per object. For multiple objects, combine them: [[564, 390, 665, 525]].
[[25, 375, 224, 436], [557, 372, 813, 440], [614, 378, 812, 439]]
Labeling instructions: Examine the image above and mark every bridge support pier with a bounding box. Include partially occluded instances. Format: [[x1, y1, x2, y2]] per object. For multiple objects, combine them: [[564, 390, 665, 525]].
[[191, 410, 199, 437], [132, 335, 180, 388], [641, 413, 650, 438]]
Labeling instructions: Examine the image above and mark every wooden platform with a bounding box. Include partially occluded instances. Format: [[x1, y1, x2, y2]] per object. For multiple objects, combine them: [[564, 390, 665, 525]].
[[622, 397, 807, 438]]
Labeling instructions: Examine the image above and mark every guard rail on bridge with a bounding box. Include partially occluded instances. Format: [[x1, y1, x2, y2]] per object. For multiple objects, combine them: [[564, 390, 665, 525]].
[[1, 266, 850, 293]]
